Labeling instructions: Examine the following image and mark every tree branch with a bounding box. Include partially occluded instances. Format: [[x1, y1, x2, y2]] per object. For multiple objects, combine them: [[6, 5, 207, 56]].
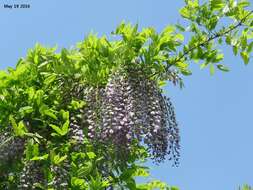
[[150, 10, 253, 79]]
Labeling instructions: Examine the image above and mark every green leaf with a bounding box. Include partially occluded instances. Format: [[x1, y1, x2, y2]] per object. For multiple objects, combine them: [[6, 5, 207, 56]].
[[240, 35, 248, 50], [71, 177, 87, 188], [171, 187, 180, 190], [213, 54, 224, 63], [9, 116, 27, 137], [34, 54, 39, 65], [240, 51, 249, 65], [35, 90, 44, 106], [147, 180, 166, 189], [44, 74, 57, 86], [126, 178, 136, 189], [175, 24, 186, 32], [18, 106, 34, 117], [87, 152, 96, 159], [158, 80, 167, 87], [162, 25, 175, 35], [175, 33, 184, 41], [49, 124, 63, 136], [32, 142, 39, 157], [175, 61, 192, 76], [60, 110, 69, 121], [50, 119, 68, 136], [37, 61, 50, 69], [69, 100, 86, 110], [247, 41, 253, 53], [77, 162, 93, 176], [40, 105, 57, 120], [181, 70, 192, 76], [53, 154, 67, 165], [233, 46, 238, 55], [217, 64, 230, 72], [208, 16, 218, 30], [120, 167, 136, 181], [24, 132, 43, 144], [238, 1, 250, 8], [61, 120, 69, 135], [210, 0, 224, 10], [185, 0, 199, 8], [209, 64, 215, 75], [31, 154, 49, 161], [18, 121, 28, 136], [25, 139, 38, 160], [133, 168, 150, 177], [175, 61, 188, 70], [200, 62, 208, 69], [44, 109, 57, 120], [179, 7, 191, 19], [225, 35, 232, 45], [26, 87, 35, 102], [218, 38, 223, 44], [9, 115, 18, 133]]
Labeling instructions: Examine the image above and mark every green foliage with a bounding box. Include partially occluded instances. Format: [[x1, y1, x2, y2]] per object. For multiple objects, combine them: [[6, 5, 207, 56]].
[[178, 0, 253, 75], [239, 185, 253, 190], [1, 0, 253, 189]]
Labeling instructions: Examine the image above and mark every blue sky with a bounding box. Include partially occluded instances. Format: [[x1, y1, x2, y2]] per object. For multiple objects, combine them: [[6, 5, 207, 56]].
[[0, 0, 253, 189]]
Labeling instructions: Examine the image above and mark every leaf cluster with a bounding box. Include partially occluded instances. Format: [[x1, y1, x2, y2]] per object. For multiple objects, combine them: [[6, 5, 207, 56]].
[[1, 0, 253, 189]]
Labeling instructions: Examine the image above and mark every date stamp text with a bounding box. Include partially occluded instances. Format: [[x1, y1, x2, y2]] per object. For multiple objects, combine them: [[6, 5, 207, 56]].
[[3, 4, 30, 9]]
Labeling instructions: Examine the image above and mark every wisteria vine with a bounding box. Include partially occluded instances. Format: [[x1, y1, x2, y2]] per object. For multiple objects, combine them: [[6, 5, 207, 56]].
[[0, 67, 180, 188]]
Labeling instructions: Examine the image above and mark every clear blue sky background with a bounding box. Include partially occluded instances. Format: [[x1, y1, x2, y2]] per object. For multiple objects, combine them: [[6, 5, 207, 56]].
[[0, 0, 253, 189]]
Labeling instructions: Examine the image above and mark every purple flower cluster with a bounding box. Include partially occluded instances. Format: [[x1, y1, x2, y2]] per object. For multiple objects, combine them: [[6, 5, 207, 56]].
[[81, 69, 180, 164], [50, 162, 70, 189], [99, 73, 134, 156], [69, 112, 85, 149], [0, 131, 25, 165], [84, 87, 104, 140], [19, 161, 45, 189]]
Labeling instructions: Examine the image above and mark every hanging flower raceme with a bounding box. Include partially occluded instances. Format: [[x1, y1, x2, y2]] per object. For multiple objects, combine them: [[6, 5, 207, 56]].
[[0, 131, 25, 165], [99, 72, 135, 158], [83, 68, 180, 165], [50, 161, 70, 189], [85, 87, 104, 140], [19, 161, 46, 189], [69, 111, 85, 149]]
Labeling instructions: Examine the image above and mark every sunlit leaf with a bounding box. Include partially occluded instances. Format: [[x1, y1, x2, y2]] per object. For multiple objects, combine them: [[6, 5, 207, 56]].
[[209, 64, 215, 75], [240, 51, 249, 64]]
